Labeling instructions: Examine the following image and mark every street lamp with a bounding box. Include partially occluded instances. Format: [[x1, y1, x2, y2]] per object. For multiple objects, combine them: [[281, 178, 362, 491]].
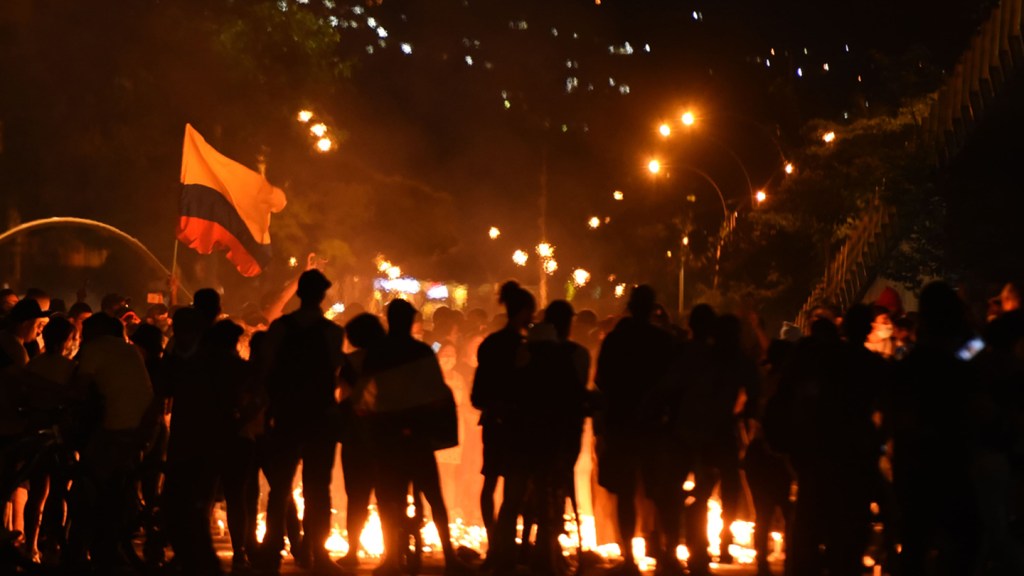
[[675, 108, 795, 199], [647, 162, 730, 318]]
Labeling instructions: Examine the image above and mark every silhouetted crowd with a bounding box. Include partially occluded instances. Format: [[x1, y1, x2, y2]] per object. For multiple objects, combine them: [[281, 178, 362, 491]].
[[1, 274, 1023, 576]]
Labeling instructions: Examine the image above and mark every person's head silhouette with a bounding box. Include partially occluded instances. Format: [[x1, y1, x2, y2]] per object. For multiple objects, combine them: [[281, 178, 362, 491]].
[[193, 288, 222, 324], [297, 270, 331, 307], [627, 285, 657, 322], [499, 281, 536, 331], [544, 300, 575, 341], [386, 299, 417, 336]]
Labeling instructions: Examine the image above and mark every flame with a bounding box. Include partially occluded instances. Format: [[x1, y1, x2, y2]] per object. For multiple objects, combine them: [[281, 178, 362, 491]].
[[253, 488, 780, 566]]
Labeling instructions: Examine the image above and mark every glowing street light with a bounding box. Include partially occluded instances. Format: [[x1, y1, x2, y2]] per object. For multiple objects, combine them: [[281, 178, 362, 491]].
[[647, 159, 662, 174], [613, 190, 624, 201], [310, 123, 328, 137], [822, 131, 836, 144], [755, 190, 767, 204], [614, 283, 627, 298], [681, 111, 696, 126], [572, 268, 591, 287], [543, 258, 559, 275], [658, 123, 672, 137], [784, 162, 795, 175], [316, 137, 333, 152], [536, 242, 554, 258], [512, 250, 528, 266], [297, 110, 314, 123], [488, 226, 501, 240], [588, 216, 601, 229]]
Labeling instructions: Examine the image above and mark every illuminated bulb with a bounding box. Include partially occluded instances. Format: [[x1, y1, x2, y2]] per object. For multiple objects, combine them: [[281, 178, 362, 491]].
[[613, 190, 624, 201], [682, 236, 689, 246], [386, 266, 402, 280], [488, 226, 501, 240], [536, 242, 554, 258], [755, 190, 767, 204], [614, 284, 626, 298], [297, 110, 314, 123], [324, 302, 346, 320], [822, 131, 836, 143], [572, 268, 591, 287], [647, 159, 661, 174], [543, 258, 558, 275], [310, 123, 328, 137], [289, 256, 299, 268], [681, 111, 695, 126], [784, 162, 794, 174], [512, 250, 528, 266], [316, 137, 333, 152], [588, 216, 601, 229], [658, 123, 671, 137]]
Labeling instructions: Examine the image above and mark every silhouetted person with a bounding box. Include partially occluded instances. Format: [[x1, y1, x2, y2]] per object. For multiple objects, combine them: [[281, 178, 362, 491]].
[[363, 299, 465, 576], [891, 283, 986, 576], [255, 270, 346, 576], [66, 312, 154, 572], [336, 313, 387, 570], [685, 314, 756, 572], [515, 301, 590, 576], [742, 338, 795, 576], [471, 281, 535, 567], [192, 288, 222, 329], [774, 305, 883, 576], [22, 316, 84, 563], [0, 299, 49, 370], [594, 285, 674, 576], [164, 319, 249, 576], [645, 303, 717, 576]]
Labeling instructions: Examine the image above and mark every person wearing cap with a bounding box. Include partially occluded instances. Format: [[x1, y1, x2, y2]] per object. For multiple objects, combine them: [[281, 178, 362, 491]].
[[0, 298, 50, 370], [254, 269, 347, 576]]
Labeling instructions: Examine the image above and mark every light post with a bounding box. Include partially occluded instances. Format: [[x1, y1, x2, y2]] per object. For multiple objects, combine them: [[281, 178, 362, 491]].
[[672, 108, 792, 207], [648, 159, 730, 318]]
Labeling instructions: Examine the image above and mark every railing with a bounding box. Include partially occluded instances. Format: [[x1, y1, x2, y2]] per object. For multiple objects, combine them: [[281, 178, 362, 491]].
[[797, 191, 897, 330], [797, 0, 1022, 329], [922, 0, 1023, 165]]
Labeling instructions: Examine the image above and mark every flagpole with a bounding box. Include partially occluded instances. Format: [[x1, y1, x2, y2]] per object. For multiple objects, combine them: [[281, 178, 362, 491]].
[[170, 238, 179, 305]]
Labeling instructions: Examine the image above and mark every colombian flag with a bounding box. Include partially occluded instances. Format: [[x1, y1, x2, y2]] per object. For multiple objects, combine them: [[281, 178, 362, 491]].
[[178, 124, 287, 277]]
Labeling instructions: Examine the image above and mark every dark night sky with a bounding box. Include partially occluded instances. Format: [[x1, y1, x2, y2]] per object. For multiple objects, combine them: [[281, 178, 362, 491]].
[[0, 0, 1000, 308]]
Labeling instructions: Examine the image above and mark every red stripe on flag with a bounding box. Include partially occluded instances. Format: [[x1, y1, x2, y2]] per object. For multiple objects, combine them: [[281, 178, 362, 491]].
[[177, 216, 263, 277]]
